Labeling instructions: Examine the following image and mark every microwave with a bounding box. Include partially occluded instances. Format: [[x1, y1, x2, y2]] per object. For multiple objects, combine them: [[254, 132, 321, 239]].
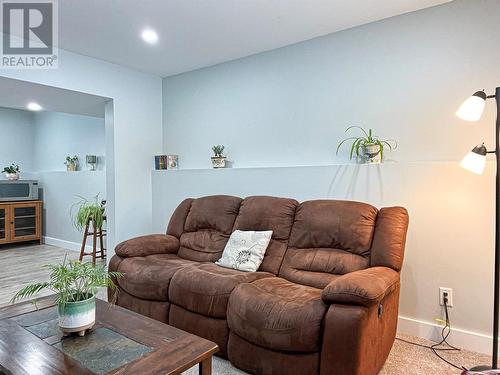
[[0, 180, 39, 201]]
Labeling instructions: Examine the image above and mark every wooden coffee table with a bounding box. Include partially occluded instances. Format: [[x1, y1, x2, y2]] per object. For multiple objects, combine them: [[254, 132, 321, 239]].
[[0, 296, 218, 375]]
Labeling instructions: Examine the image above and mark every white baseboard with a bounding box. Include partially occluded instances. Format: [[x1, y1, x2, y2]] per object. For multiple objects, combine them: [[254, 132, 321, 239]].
[[398, 315, 492, 355], [43, 236, 92, 252]]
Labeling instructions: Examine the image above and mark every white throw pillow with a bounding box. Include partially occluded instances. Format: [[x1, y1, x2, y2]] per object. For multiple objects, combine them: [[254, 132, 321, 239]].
[[216, 230, 273, 272]]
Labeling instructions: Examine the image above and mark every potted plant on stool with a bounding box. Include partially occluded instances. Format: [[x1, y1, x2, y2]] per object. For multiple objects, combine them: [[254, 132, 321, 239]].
[[11, 258, 123, 336], [72, 196, 106, 263]]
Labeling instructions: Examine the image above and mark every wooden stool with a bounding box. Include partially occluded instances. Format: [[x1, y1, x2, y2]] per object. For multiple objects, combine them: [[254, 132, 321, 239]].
[[79, 216, 106, 264]]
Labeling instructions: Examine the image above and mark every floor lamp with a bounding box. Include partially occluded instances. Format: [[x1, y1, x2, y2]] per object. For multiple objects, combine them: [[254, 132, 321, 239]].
[[456, 87, 500, 370]]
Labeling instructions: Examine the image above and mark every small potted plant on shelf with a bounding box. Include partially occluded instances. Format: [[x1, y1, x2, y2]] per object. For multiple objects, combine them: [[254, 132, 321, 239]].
[[11, 256, 123, 336], [65, 155, 79, 171], [336, 126, 397, 164], [2, 163, 20, 180], [211, 145, 226, 168]]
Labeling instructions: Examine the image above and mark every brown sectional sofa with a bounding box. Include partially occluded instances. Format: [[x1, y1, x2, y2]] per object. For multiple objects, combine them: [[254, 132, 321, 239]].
[[109, 195, 409, 375]]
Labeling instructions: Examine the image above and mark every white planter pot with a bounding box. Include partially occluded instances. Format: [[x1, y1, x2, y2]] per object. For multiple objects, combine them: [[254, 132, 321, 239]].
[[5, 172, 19, 180], [66, 163, 77, 172], [58, 294, 96, 336], [211, 156, 226, 168], [362, 144, 381, 164]]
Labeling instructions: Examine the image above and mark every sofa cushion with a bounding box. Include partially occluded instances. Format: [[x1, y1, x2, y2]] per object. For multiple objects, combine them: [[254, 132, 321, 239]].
[[169, 263, 274, 318], [232, 196, 298, 274], [279, 200, 378, 288], [184, 195, 242, 234], [370, 207, 409, 271], [115, 234, 179, 258], [178, 195, 242, 262], [321, 266, 400, 306], [166, 198, 193, 238], [227, 277, 327, 352], [116, 254, 198, 301], [116, 288, 170, 323]]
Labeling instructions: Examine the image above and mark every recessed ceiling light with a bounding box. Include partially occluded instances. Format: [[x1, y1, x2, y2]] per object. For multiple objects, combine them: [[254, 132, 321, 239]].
[[26, 102, 42, 111], [141, 28, 158, 44]]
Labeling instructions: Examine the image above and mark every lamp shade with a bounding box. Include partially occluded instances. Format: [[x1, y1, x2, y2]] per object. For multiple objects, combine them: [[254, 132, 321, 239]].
[[460, 143, 487, 175], [456, 91, 487, 122]]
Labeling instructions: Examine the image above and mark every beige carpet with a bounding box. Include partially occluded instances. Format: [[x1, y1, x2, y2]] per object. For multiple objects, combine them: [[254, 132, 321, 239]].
[[0, 244, 492, 374]]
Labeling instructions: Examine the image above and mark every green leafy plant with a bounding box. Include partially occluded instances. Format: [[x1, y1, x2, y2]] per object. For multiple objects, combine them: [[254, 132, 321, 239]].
[[11, 256, 123, 305], [212, 145, 225, 157], [64, 155, 79, 166], [336, 126, 397, 160], [71, 195, 106, 231], [2, 163, 19, 174]]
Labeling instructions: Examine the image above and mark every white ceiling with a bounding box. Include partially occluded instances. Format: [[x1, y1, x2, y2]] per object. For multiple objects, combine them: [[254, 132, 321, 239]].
[[57, 0, 452, 77], [0, 77, 108, 117]]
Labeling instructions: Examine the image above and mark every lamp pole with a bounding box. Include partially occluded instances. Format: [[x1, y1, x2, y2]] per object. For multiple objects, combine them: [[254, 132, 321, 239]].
[[465, 87, 500, 371], [493, 86, 500, 369], [458, 87, 500, 370]]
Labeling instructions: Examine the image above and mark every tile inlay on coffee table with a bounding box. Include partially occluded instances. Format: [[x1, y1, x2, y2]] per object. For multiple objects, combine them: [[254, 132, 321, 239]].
[[12, 306, 153, 375], [0, 297, 218, 374]]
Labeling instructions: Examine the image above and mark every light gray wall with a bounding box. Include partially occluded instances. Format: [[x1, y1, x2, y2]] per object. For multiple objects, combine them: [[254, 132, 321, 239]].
[[0, 41, 163, 250], [33, 111, 105, 172], [39, 171, 106, 245], [160, 0, 500, 352], [0, 107, 35, 172], [0, 108, 106, 246], [0, 108, 105, 173], [32, 112, 106, 246], [163, 0, 499, 168]]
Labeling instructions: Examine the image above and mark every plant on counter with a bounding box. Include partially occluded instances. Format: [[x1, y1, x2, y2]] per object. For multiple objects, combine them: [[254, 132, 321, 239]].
[[211, 145, 227, 168], [2, 163, 20, 180], [65, 155, 79, 171], [71, 194, 106, 231], [336, 126, 397, 164], [11, 256, 123, 335]]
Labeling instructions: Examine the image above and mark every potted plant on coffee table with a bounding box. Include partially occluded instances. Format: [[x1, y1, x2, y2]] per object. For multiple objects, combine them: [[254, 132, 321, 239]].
[[65, 155, 79, 171], [11, 257, 122, 336], [2, 163, 20, 180], [336, 126, 397, 164], [211, 145, 226, 168]]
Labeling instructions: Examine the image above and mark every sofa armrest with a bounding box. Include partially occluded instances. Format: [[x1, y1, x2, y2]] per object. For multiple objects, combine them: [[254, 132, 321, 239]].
[[321, 267, 399, 307], [115, 234, 179, 258]]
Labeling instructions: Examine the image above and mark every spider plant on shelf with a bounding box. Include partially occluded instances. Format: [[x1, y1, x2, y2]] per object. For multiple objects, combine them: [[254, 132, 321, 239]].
[[336, 126, 397, 164]]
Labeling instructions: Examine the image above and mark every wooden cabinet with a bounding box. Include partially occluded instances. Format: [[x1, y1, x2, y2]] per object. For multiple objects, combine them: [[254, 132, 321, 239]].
[[0, 205, 8, 245], [0, 201, 42, 245]]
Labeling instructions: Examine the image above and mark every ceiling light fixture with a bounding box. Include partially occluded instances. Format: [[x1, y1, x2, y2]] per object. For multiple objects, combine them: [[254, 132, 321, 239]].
[[26, 102, 42, 111], [141, 28, 158, 44]]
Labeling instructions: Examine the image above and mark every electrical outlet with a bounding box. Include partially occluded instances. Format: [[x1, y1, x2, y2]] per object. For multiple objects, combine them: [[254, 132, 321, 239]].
[[439, 287, 453, 307]]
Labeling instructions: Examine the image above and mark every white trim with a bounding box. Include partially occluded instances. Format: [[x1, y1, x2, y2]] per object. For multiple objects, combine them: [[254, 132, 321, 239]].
[[43, 236, 90, 252], [398, 315, 492, 354]]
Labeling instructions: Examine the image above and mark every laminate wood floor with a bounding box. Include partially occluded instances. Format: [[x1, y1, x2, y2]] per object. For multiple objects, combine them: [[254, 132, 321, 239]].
[[0, 243, 105, 307]]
